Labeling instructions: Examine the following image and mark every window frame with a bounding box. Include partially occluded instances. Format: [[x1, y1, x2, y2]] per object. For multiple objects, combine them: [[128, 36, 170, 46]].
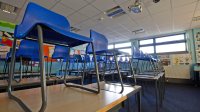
[[139, 33, 187, 54]]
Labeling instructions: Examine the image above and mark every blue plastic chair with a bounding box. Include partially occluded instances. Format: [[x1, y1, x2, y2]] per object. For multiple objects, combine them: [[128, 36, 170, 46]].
[[9, 2, 100, 112], [86, 30, 125, 93], [14, 40, 39, 83], [49, 45, 69, 79]]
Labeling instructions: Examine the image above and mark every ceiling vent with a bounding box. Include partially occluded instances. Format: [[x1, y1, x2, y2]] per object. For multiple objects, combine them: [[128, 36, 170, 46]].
[[105, 6, 126, 18], [192, 16, 200, 22], [132, 29, 145, 34], [70, 27, 80, 32], [0, 2, 18, 14]]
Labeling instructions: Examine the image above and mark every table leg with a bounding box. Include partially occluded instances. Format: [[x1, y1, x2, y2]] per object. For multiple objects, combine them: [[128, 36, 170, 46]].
[[155, 80, 159, 112], [137, 90, 142, 112]]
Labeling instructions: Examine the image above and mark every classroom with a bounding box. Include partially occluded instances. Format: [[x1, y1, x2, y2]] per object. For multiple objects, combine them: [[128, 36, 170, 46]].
[[0, 0, 199, 112]]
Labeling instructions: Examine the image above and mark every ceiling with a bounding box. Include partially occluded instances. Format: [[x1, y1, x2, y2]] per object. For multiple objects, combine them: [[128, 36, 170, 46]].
[[0, 0, 200, 43]]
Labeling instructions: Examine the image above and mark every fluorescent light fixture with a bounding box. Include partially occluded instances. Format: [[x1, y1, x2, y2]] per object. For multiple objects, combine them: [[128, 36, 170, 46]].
[[0, 2, 18, 14]]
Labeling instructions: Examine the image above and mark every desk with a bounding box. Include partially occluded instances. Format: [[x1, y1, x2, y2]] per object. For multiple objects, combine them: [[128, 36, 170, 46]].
[[128, 72, 165, 112], [0, 83, 141, 112], [0, 76, 82, 92]]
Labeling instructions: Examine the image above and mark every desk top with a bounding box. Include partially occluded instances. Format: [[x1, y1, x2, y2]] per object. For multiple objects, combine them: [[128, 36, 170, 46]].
[[88, 82, 141, 96], [128, 72, 165, 80], [0, 76, 82, 87], [0, 82, 140, 112]]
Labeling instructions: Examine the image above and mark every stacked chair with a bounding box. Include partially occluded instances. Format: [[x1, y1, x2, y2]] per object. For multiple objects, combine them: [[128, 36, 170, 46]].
[[49, 45, 69, 79], [86, 30, 136, 93], [3, 40, 42, 82], [8, 2, 100, 111]]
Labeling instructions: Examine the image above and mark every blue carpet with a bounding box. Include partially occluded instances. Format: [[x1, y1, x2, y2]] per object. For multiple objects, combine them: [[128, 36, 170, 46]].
[[120, 83, 200, 112]]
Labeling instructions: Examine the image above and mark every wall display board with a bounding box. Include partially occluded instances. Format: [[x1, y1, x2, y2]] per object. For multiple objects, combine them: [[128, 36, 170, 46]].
[[194, 31, 200, 63]]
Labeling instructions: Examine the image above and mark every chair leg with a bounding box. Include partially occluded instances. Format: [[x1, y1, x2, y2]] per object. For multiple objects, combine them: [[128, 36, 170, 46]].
[[37, 25, 47, 112], [63, 43, 100, 93], [129, 58, 136, 85], [113, 53, 124, 93], [8, 37, 32, 112]]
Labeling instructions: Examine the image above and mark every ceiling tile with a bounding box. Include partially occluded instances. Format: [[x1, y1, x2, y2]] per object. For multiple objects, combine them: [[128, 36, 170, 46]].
[[135, 16, 154, 28], [52, 3, 75, 17], [92, 0, 117, 12], [114, 0, 129, 5], [85, 0, 95, 3], [194, 9, 200, 17], [0, 10, 16, 23], [152, 10, 172, 25], [68, 12, 88, 26], [146, 0, 171, 15], [61, 0, 88, 11], [172, 0, 197, 8], [76, 19, 97, 29], [0, 0, 26, 8], [173, 2, 196, 15], [79, 5, 101, 18], [174, 22, 190, 31], [30, 0, 60, 9], [173, 12, 193, 26]]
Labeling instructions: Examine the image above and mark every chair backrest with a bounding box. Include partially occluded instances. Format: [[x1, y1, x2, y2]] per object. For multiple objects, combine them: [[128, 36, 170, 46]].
[[17, 40, 39, 58], [86, 30, 108, 53], [73, 54, 84, 62], [52, 45, 69, 59], [132, 46, 141, 59], [83, 55, 91, 62], [14, 2, 70, 39]]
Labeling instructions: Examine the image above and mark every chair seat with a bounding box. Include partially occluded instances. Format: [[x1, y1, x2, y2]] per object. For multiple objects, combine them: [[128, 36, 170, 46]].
[[27, 26, 92, 47], [14, 2, 92, 47]]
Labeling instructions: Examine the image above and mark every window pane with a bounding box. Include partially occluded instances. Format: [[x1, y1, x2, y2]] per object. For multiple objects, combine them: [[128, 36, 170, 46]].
[[108, 44, 114, 49], [156, 43, 186, 53], [118, 48, 131, 55], [139, 39, 153, 45], [156, 34, 185, 43], [140, 46, 154, 54], [115, 42, 131, 48]]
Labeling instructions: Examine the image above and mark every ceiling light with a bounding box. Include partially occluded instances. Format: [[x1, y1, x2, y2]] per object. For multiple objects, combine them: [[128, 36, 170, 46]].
[[70, 27, 80, 32], [97, 17, 104, 21], [0, 2, 18, 14], [105, 6, 126, 18], [128, 0, 142, 14], [192, 16, 200, 21], [153, 0, 160, 3], [132, 29, 145, 34]]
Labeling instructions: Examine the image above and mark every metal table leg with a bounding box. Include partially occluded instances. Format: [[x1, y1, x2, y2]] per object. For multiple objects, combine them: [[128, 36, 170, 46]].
[[137, 90, 142, 112], [155, 80, 159, 112]]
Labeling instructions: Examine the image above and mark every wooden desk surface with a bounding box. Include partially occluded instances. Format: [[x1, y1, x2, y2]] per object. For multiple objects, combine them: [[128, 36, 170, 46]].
[[88, 82, 141, 96], [0, 83, 135, 112], [0, 76, 81, 87], [128, 72, 165, 80]]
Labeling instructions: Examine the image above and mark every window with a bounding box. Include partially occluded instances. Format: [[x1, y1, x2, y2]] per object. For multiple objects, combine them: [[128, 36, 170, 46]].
[[140, 46, 154, 54], [156, 43, 186, 53], [156, 34, 185, 43], [139, 39, 153, 45], [115, 42, 131, 48], [118, 48, 131, 55], [108, 44, 114, 49], [139, 33, 186, 54]]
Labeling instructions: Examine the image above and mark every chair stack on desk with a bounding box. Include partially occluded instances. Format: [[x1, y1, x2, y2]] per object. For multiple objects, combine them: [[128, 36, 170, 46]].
[[7, 2, 100, 111], [131, 46, 164, 76], [2, 40, 44, 82]]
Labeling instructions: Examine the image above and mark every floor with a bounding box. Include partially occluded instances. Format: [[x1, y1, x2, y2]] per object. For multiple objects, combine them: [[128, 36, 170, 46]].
[[120, 83, 200, 112]]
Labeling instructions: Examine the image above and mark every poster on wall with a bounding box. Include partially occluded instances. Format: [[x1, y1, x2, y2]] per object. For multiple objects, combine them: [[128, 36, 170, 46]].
[[171, 54, 192, 65], [158, 55, 171, 66], [0, 20, 15, 59]]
